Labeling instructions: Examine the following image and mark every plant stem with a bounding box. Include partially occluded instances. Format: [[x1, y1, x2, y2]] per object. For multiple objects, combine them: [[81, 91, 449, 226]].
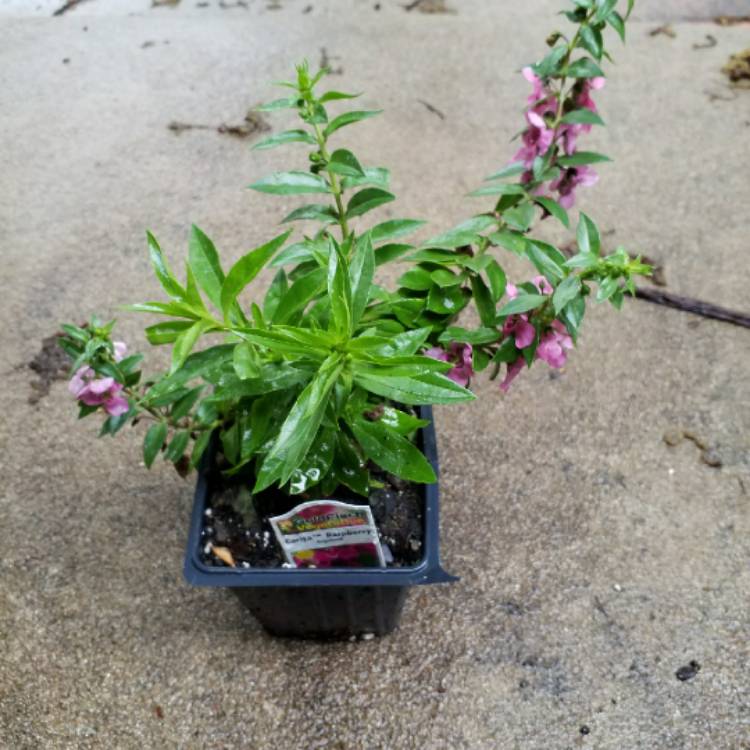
[[310, 119, 351, 242]]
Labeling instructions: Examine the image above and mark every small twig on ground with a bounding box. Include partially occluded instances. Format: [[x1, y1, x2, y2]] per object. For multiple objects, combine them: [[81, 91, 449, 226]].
[[634, 287, 750, 330], [649, 25, 676, 38], [52, 0, 91, 16], [418, 99, 446, 120], [693, 34, 717, 50]]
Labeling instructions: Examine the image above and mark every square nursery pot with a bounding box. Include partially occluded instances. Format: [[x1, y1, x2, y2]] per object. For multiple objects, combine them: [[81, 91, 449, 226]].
[[183, 406, 457, 639]]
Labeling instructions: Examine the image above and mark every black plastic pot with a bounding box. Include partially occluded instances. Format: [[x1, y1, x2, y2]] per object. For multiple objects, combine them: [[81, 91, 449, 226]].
[[183, 405, 457, 639]]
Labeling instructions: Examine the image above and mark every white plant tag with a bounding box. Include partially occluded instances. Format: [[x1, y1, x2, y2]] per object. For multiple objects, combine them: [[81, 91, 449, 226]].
[[269, 500, 385, 568]]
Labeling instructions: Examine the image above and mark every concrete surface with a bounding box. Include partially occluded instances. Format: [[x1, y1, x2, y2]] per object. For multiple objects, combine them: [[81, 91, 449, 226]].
[[1, 1, 749, 748]]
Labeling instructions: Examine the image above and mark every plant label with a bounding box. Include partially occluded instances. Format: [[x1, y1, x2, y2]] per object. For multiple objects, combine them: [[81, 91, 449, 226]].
[[269, 500, 385, 568]]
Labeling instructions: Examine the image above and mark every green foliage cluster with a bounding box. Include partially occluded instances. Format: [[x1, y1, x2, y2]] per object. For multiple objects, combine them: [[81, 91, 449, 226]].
[[61, 0, 649, 499]]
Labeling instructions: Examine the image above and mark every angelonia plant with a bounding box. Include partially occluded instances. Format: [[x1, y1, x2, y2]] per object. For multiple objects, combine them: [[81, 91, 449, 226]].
[[60, 0, 649, 499]]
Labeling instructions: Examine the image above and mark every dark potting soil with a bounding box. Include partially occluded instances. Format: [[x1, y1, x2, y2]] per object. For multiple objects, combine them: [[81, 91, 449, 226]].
[[198, 465, 424, 570]]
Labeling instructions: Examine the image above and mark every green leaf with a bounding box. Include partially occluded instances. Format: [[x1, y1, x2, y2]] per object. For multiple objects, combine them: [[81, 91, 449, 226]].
[[143, 422, 168, 468], [327, 243, 353, 337], [233, 341, 261, 379], [189, 225, 225, 310], [468, 183, 526, 198], [272, 267, 327, 324], [534, 197, 570, 228], [378, 406, 429, 436], [557, 151, 611, 167], [423, 215, 496, 249], [527, 242, 565, 282], [560, 296, 586, 342], [252, 129, 316, 150], [348, 327, 431, 357], [340, 167, 390, 191], [577, 212, 601, 255], [497, 294, 548, 317], [559, 109, 605, 127], [398, 267, 433, 291], [171, 319, 210, 374], [370, 219, 426, 244], [346, 188, 395, 219], [471, 276, 496, 327], [596, 275, 619, 302], [319, 90, 361, 103], [485, 162, 527, 181], [170, 386, 204, 421], [145, 345, 234, 401], [431, 268, 462, 288], [255, 97, 298, 112], [607, 10, 626, 42], [147, 231, 187, 300], [323, 110, 382, 138], [145, 320, 194, 345], [220, 230, 291, 320], [239, 326, 332, 360], [288, 426, 336, 494], [552, 275, 582, 314], [327, 148, 365, 178], [625, 0, 635, 20], [488, 229, 528, 255], [352, 367, 475, 405], [332, 432, 369, 495], [190, 429, 213, 469], [350, 418, 435, 483], [535, 44, 569, 77], [374, 242, 413, 265], [125, 301, 201, 320], [254, 354, 344, 491], [281, 204, 338, 224], [263, 269, 288, 320], [349, 233, 375, 324], [165, 430, 190, 462], [593, 0, 617, 23], [579, 24, 603, 60], [566, 57, 605, 78], [249, 171, 331, 195], [484, 259, 507, 302], [426, 284, 468, 315], [503, 202, 535, 232], [438, 326, 499, 345]]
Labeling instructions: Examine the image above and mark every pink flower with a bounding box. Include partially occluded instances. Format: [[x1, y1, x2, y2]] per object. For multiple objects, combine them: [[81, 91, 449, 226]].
[[536, 320, 574, 368], [425, 342, 474, 387], [549, 165, 599, 209], [522, 66, 546, 105], [113, 341, 127, 362], [69, 366, 129, 417], [500, 357, 525, 393], [513, 109, 556, 168]]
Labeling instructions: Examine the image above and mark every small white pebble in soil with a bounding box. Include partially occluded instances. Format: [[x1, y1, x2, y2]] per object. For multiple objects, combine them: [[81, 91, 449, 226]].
[[349, 635, 357, 642], [282, 562, 294, 569], [361, 633, 375, 641], [613, 584, 622, 592], [409, 538, 422, 551], [204, 508, 213, 518], [203, 542, 212, 555], [241, 561, 251, 568], [262, 531, 271, 548]]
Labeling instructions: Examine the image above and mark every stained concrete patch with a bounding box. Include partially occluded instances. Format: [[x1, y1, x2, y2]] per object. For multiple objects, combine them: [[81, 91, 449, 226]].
[[1, 2, 749, 749]]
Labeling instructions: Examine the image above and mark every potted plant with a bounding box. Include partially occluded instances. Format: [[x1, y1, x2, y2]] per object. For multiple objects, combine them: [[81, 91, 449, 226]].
[[59, 0, 648, 639]]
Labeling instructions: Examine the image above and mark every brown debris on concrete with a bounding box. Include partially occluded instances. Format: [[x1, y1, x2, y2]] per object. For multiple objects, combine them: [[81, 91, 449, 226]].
[[27, 333, 71, 404], [722, 49, 750, 87], [168, 110, 270, 138]]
